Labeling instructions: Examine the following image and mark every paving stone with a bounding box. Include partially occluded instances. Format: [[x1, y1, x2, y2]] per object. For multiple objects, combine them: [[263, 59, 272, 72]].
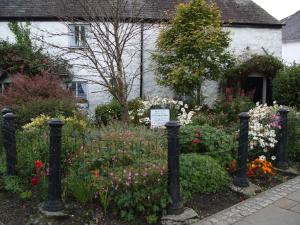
[[290, 204, 300, 214], [243, 204, 300, 225], [209, 218, 218, 223], [273, 198, 299, 209], [286, 190, 300, 202], [193, 177, 300, 225]]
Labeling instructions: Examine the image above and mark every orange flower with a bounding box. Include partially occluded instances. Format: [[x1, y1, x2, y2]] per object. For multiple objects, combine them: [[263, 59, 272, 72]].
[[92, 169, 100, 178]]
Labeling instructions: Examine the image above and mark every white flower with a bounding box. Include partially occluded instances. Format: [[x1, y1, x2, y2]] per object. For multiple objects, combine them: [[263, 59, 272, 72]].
[[271, 156, 276, 161], [259, 155, 266, 161]]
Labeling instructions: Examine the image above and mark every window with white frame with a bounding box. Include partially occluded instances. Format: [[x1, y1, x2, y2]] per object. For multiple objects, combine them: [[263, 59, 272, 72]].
[[70, 81, 88, 100], [69, 24, 89, 48]]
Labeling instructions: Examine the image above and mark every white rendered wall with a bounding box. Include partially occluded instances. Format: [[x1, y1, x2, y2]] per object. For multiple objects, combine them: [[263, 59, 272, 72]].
[[226, 27, 282, 58], [0, 22, 283, 112], [282, 41, 300, 64]]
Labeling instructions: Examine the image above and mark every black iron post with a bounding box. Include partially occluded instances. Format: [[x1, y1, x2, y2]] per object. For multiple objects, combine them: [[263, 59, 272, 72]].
[[1, 108, 12, 153], [276, 108, 289, 169], [43, 119, 64, 212], [1, 108, 12, 116], [2, 113, 16, 176], [233, 112, 250, 187], [165, 121, 184, 215]]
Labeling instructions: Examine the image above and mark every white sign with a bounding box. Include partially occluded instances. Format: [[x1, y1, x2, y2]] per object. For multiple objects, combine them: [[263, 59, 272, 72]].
[[150, 109, 170, 128]]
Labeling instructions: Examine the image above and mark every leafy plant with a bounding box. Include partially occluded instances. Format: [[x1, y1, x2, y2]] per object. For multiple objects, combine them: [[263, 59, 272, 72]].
[[2, 176, 25, 194], [153, 0, 233, 102], [273, 64, 300, 109], [180, 154, 229, 199], [180, 124, 237, 166], [0, 74, 77, 126], [95, 99, 144, 126], [0, 22, 72, 81], [287, 109, 300, 162], [64, 170, 94, 204]]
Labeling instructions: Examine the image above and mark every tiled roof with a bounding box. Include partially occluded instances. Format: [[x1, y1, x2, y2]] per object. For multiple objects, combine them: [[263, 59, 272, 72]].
[[281, 10, 300, 42], [0, 0, 281, 27]]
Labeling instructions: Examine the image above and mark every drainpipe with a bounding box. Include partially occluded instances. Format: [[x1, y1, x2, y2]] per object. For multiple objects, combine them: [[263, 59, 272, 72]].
[[139, 23, 144, 99]]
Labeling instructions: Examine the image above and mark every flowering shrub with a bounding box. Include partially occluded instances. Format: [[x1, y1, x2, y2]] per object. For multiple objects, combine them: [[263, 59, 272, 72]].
[[22, 114, 87, 131], [180, 124, 237, 166], [0, 74, 76, 126], [247, 156, 276, 181], [64, 123, 169, 223], [15, 114, 89, 193], [248, 102, 282, 153], [130, 96, 199, 126]]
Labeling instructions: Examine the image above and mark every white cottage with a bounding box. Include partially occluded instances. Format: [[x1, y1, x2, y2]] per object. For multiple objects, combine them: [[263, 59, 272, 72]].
[[282, 10, 300, 64], [0, 0, 282, 113]]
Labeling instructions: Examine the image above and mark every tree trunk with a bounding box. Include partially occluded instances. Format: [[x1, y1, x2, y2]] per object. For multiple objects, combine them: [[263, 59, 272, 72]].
[[120, 99, 129, 123]]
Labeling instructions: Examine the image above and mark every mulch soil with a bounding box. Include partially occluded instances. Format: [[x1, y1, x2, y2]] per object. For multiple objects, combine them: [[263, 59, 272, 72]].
[[0, 172, 297, 225]]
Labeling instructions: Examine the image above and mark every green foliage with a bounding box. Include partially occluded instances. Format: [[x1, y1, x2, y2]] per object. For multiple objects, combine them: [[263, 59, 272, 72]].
[[95, 99, 143, 125], [180, 124, 237, 166], [95, 100, 121, 125], [213, 96, 255, 124], [8, 21, 32, 49], [273, 64, 300, 109], [20, 190, 32, 200], [287, 109, 300, 162], [153, 0, 233, 100], [180, 154, 229, 199], [2, 176, 25, 194], [64, 170, 94, 204], [14, 98, 76, 127], [0, 22, 72, 81]]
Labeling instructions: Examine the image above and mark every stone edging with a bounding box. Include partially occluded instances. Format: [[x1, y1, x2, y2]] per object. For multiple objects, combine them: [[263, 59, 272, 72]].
[[193, 176, 300, 225]]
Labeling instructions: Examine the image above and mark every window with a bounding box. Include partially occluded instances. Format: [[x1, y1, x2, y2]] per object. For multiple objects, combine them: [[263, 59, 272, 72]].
[[69, 24, 89, 48], [70, 81, 88, 100]]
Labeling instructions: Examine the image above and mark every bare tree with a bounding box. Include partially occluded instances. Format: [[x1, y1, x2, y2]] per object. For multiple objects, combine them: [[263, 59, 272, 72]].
[[33, 0, 165, 122]]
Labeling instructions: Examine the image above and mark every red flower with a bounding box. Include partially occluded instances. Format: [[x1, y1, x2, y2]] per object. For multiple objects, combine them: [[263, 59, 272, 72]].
[[31, 177, 39, 186], [35, 160, 43, 169], [194, 128, 199, 132], [193, 138, 200, 145]]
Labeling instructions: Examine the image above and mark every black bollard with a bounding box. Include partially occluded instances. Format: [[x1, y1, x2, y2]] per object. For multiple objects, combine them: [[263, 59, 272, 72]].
[[1, 108, 12, 116], [43, 119, 64, 212], [276, 108, 289, 169], [165, 121, 184, 215], [2, 113, 16, 176], [1, 108, 12, 153], [233, 112, 250, 187]]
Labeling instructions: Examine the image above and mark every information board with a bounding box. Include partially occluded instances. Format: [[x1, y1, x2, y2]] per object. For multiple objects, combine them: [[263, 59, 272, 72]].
[[150, 109, 170, 128]]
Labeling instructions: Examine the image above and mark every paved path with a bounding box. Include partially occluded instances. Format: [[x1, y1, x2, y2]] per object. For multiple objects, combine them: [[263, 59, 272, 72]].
[[194, 176, 300, 225]]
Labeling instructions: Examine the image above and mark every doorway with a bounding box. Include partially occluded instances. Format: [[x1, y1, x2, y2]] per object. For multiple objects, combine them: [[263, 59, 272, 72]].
[[243, 75, 272, 105]]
